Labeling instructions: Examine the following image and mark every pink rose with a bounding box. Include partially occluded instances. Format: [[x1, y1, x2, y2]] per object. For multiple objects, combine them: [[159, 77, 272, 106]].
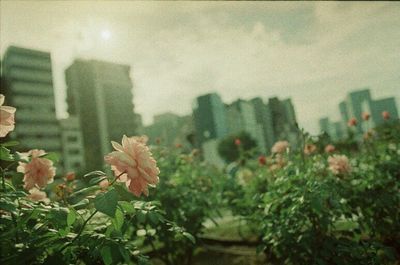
[[328, 155, 351, 175], [324, 144, 335, 153], [271, 141, 289, 154], [104, 135, 160, 197], [17, 149, 56, 190], [26, 188, 50, 203], [0, 94, 16, 137]]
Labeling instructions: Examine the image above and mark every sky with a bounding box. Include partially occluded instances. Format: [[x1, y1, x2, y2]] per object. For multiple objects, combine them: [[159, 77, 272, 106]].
[[1, 1, 399, 133]]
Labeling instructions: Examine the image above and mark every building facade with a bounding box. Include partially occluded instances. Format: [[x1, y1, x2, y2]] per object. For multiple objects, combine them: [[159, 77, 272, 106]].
[[344, 88, 372, 133], [144, 112, 194, 148], [226, 99, 266, 153], [65, 59, 137, 171], [268, 97, 300, 147], [193, 93, 228, 147], [250, 97, 275, 152], [371, 97, 399, 126], [59, 117, 86, 174], [2, 46, 62, 155]]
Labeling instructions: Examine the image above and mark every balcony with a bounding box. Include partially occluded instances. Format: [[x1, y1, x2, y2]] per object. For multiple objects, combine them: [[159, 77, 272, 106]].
[[8, 68, 53, 83], [11, 82, 54, 97]]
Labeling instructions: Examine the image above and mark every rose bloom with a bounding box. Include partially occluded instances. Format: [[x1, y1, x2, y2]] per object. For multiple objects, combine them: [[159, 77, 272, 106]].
[[17, 149, 56, 190], [271, 141, 289, 154], [269, 155, 286, 172], [324, 144, 335, 153], [0, 94, 16, 138], [234, 138, 241, 146], [258, 155, 267, 165], [65, 172, 75, 181], [26, 188, 50, 203], [328, 155, 351, 175], [382, 111, 390, 120], [104, 135, 160, 197], [304, 144, 317, 155], [361, 112, 370, 121], [347, 118, 357, 127]]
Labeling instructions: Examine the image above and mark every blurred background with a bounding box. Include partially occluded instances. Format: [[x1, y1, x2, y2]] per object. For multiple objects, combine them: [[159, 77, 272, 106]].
[[1, 1, 399, 174]]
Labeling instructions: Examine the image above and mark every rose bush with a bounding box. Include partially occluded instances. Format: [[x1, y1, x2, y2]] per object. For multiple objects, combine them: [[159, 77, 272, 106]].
[[224, 121, 400, 264], [0, 135, 192, 265]]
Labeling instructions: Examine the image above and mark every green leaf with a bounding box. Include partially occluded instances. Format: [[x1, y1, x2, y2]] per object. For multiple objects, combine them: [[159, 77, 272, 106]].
[[114, 184, 135, 201], [119, 201, 135, 214], [94, 188, 118, 217], [100, 246, 113, 265], [71, 199, 89, 210], [148, 212, 160, 225], [0, 199, 16, 212], [136, 211, 146, 223], [0, 146, 14, 161], [43, 152, 60, 163], [112, 208, 124, 231], [89, 176, 107, 185], [1, 140, 19, 147], [67, 209, 76, 226], [84, 170, 106, 178], [183, 232, 196, 244]]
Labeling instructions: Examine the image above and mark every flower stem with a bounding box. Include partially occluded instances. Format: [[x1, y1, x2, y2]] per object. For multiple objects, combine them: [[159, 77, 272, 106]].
[[60, 209, 98, 252], [59, 171, 125, 252], [109, 171, 126, 186]]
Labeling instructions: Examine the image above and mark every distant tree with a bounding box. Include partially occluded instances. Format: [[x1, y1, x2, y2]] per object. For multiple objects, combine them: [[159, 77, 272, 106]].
[[217, 131, 258, 163]]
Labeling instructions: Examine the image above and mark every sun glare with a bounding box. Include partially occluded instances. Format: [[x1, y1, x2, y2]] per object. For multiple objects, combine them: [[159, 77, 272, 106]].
[[101, 30, 111, 40]]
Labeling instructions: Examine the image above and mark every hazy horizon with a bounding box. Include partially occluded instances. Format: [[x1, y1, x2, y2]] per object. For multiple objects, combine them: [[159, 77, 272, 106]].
[[1, 1, 399, 133]]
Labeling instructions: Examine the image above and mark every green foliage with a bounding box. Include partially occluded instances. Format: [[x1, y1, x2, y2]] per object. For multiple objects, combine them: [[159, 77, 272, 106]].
[[0, 142, 191, 265], [1, 121, 399, 265], [218, 131, 258, 162], [148, 146, 224, 265], [225, 121, 400, 264]]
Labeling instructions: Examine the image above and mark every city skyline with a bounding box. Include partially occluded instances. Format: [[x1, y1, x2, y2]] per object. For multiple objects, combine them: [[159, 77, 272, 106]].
[[1, 1, 399, 133]]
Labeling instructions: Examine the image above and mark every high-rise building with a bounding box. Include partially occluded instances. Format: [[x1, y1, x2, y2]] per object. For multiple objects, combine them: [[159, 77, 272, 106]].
[[319, 117, 331, 135], [250, 97, 275, 152], [226, 99, 266, 153], [193, 93, 228, 147], [339, 101, 349, 126], [344, 88, 372, 133], [59, 117, 85, 174], [332, 121, 346, 140], [65, 59, 137, 171], [144, 112, 194, 148], [371, 97, 399, 126], [268, 97, 300, 147], [1, 46, 62, 154]]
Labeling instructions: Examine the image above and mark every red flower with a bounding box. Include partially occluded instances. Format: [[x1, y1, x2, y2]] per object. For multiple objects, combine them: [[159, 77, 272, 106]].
[[347, 118, 357, 127], [258, 155, 267, 165], [65, 172, 75, 181], [234, 139, 241, 146]]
